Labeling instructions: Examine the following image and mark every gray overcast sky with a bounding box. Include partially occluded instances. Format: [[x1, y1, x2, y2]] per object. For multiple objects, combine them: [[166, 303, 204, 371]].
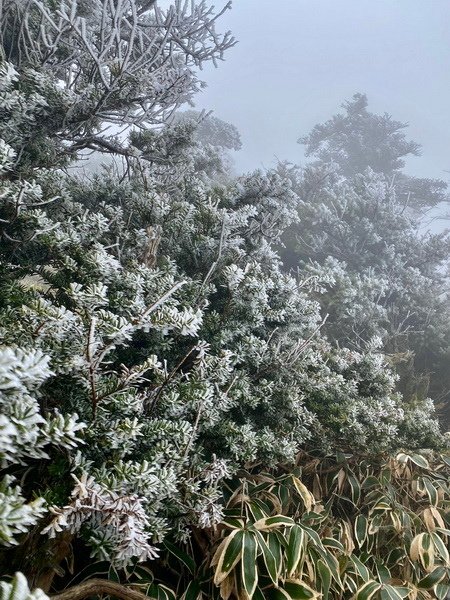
[[192, 0, 450, 181]]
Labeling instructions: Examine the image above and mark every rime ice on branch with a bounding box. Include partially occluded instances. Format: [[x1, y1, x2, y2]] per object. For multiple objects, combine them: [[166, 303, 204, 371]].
[[0, 0, 235, 157]]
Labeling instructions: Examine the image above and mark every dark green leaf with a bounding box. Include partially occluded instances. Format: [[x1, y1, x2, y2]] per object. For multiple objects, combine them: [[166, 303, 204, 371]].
[[355, 515, 368, 548], [418, 566, 447, 589], [347, 470, 361, 504], [254, 515, 295, 530], [436, 583, 450, 600], [283, 580, 318, 600], [254, 530, 278, 584], [317, 559, 331, 600], [181, 581, 201, 600], [355, 580, 381, 600], [241, 531, 258, 597], [286, 525, 305, 577], [410, 454, 430, 469], [268, 531, 283, 579], [163, 540, 196, 575], [350, 555, 371, 582], [214, 530, 244, 585]]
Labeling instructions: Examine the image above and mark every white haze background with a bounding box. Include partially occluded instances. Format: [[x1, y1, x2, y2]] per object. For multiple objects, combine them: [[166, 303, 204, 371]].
[[193, 0, 450, 185]]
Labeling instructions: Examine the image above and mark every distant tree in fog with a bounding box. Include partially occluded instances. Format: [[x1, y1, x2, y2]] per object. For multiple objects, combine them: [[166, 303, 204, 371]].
[[299, 93, 448, 211], [299, 93, 420, 177], [175, 110, 242, 151], [283, 96, 450, 427], [171, 110, 241, 180]]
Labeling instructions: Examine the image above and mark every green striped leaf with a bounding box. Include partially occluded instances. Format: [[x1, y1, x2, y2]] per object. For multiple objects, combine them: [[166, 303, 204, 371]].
[[322, 538, 344, 552], [163, 540, 195, 575], [390, 588, 410, 599], [157, 585, 177, 600], [418, 566, 447, 589], [380, 584, 404, 600], [299, 524, 324, 550], [254, 531, 278, 584], [283, 580, 319, 600], [273, 529, 289, 549], [350, 555, 371, 582], [355, 515, 368, 548], [247, 501, 266, 522], [385, 548, 404, 568], [241, 532, 258, 598], [431, 532, 450, 565], [268, 532, 284, 580], [362, 476, 380, 490], [213, 529, 244, 585], [292, 476, 314, 512], [374, 562, 390, 584], [267, 588, 291, 600], [286, 525, 306, 577], [222, 517, 246, 529], [410, 453, 430, 469], [317, 559, 331, 600], [252, 587, 266, 600], [314, 546, 342, 586], [421, 477, 438, 507], [355, 580, 382, 600], [181, 581, 202, 600], [147, 584, 176, 600], [253, 516, 295, 531], [435, 583, 450, 600], [347, 470, 361, 504]]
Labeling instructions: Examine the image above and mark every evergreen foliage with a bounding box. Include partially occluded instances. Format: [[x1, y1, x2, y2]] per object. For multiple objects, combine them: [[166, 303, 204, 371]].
[[285, 97, 450, 428], [0, 1, 449, 599]]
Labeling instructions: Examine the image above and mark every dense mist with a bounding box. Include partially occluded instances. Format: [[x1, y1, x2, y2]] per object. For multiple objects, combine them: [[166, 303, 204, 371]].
[[195, 1, 450, 182]]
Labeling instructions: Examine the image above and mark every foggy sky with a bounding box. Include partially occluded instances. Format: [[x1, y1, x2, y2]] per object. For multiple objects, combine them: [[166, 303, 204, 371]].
[[193, 0, 450, 182]]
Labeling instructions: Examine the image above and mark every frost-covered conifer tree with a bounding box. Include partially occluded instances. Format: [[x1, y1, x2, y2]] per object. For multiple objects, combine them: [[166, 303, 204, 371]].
[[299, 93, 448, 211], [1, 135, 443, 589], [171, 110, 242, 180], [283, 96, 450, 427]]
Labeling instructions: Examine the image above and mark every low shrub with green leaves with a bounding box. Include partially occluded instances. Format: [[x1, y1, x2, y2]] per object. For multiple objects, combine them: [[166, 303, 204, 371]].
[[170, 452, 450, 600]]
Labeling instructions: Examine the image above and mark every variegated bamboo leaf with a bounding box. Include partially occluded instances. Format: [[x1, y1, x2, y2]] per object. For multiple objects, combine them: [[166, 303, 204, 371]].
[[292, 477, 315, 513], [283, 580, 320, 600], [214, 530, 245, 585], [253, 516, 295, 531], [418, 566, 447, 589], [254, 530, 279, 584], [354, 580, 382, 600], [286, 525, 306, 577], [241, 531, 258, 598], [354, 515, 368, 549]]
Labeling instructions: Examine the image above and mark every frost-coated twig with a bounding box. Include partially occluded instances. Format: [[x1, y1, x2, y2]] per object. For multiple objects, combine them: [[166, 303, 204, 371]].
[[148, 343, 198, 413], [183, 399, 204, 458], [0, 0, 236, 157], [284, 313, 329, 366], [195, 216, 227, 304], [86, 317, 99, 416], [138, 279, 186, 320]]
